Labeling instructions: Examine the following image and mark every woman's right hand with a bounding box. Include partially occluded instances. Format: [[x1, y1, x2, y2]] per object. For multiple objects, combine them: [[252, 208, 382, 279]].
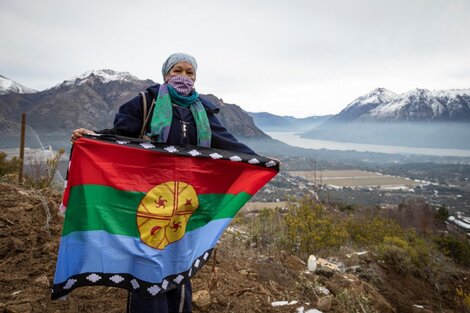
[[71, 128, 96, 144]]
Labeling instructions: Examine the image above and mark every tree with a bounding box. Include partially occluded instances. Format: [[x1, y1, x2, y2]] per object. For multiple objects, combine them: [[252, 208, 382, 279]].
[[435, 205, 449, 223]]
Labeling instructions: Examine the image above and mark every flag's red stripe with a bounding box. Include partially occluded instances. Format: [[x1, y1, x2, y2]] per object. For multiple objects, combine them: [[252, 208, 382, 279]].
[[67, 138, 276, 195]]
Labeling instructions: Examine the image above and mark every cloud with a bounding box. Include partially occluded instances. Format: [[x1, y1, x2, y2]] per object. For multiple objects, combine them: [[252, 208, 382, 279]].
[[1, 0, 469, 117]]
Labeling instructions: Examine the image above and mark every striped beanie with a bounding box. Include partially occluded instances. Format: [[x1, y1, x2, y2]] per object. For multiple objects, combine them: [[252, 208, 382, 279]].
[[161, 53, 198, 78]]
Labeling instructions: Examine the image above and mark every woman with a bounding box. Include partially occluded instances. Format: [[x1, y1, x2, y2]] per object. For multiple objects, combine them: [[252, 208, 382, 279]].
[[71, 53, 256, 312], [71, 53, 255, 155]]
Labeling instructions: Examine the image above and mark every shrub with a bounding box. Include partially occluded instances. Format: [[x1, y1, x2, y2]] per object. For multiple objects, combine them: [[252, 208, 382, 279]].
[[377, 232, 438, 277], [333, 289, 378, 313], [247, 207, 287, 253], [404, 231, 434, 268], [433, 235, 470, 267], [435, 205, 450, 222], [338, 203, 355, 212], [24, 148, 65, 189], [456, 287, 470, 313], [244, 193, 455, 288], [377, 236, 416, 274], [246, 195, 349, 257], [0, 151, 21, 177], [348, 216, 403, 246], [284, 196, 348, 256]]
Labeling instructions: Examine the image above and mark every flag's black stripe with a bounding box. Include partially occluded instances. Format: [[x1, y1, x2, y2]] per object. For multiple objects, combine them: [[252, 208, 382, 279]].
[[82, 134, 280, 172], [51, 248, 214, 300]]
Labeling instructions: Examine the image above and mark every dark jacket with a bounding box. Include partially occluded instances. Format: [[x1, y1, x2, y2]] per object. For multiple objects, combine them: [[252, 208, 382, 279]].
[[99, 84, 256, 155]]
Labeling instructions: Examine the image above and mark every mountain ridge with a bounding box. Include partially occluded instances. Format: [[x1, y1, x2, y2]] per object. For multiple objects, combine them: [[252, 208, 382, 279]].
[[50, 69, 143, 90], [0, 75, 37, 95], [248, 111, 332, 132], [0, 69, 268, 148], [302, 87, 470, 149], [2, 72, 470, 149], [334, 87, 470, 122]]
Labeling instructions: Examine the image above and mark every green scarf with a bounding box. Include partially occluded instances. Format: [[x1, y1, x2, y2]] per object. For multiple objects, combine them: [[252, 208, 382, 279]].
[[149, 84, 212, 147]]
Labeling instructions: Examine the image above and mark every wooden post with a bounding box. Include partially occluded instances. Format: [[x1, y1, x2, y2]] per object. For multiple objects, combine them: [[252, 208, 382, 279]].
[[18, 113, 26, 184]]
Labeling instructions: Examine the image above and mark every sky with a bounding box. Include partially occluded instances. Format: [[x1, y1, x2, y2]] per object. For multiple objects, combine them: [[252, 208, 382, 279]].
[[1, 0, 470, 117]]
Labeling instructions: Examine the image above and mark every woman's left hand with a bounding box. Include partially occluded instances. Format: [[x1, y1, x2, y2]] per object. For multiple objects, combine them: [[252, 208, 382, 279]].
[[71, 128, 96, 144]]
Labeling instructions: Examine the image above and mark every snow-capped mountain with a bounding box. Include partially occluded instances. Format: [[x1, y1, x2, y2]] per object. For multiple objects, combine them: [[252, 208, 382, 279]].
[[336, 88, 470, 122], [329, 88, 399, 122], [0, 75, 37, 95], [54, 69, 141, 89], [301, 87, 470, 149], [0, 69, 156, 135]]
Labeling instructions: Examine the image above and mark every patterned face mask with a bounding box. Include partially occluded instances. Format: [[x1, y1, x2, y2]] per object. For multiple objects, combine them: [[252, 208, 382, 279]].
[[167, 75, 195, 96]]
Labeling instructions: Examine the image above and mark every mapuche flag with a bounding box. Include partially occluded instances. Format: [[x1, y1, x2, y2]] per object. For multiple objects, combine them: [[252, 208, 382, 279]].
[[52, 135, 279, 299]]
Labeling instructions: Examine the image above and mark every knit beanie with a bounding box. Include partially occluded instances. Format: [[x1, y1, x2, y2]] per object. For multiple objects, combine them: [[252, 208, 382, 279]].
[[161, 53, 198, 79]]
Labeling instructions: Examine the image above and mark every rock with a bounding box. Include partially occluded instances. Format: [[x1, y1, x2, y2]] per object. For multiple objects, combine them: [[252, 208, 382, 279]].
[[5, 303, 32, 313], [355, 267, 380, 282], [314, 285, 331, 296], [239, 269, 249, 276], [248, 272, 259, 280], [281, 255, 305, 272], [34, 275, 49, 286], [412, 304, 433, 313], [336, 262, 346, 273], [317, 258, 340, 272], [316, 295, 333, 311], [315, 268, 334, 278], [193, 290, 211, 309], [42, 242, 57, 254], [215, 294, 228, 306], [325, 273, 362, 295], [346, 265, 361, 273]]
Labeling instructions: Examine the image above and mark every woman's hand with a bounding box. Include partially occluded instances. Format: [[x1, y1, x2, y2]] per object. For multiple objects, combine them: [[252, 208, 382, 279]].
[[71, 128, 96, 143]]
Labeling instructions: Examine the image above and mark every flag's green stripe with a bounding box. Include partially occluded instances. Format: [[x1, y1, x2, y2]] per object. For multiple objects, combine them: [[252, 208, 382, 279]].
[[186, 192, 251, 231], [62, 185, 251, 237], [62, 186, 144, 237]]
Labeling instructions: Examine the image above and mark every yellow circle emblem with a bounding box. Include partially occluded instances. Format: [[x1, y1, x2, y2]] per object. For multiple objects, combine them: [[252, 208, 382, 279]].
[[137, 181, 198, 249]]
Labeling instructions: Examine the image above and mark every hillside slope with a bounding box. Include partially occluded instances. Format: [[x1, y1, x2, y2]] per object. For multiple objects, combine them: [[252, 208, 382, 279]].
[[1, 181, 468, 312]]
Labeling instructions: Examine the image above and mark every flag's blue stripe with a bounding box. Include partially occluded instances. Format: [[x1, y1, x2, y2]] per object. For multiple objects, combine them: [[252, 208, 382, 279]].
[[53, 218, 232, 284]]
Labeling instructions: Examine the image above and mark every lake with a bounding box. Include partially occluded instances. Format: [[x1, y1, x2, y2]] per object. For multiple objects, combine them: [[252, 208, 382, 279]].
[[266, 132, 470, 157]]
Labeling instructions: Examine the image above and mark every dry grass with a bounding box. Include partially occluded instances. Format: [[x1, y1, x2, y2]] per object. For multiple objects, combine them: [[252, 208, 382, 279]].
[[242, 201, 288, 213], [288, 170, 420, 188]]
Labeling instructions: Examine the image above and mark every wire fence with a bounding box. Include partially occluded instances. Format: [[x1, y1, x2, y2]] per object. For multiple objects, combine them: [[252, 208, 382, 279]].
[[0, 122, 65, 185]]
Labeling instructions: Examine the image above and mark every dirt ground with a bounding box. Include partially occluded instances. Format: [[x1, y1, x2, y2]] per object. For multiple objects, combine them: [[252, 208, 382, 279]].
[[0, 182, 469, 313]]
